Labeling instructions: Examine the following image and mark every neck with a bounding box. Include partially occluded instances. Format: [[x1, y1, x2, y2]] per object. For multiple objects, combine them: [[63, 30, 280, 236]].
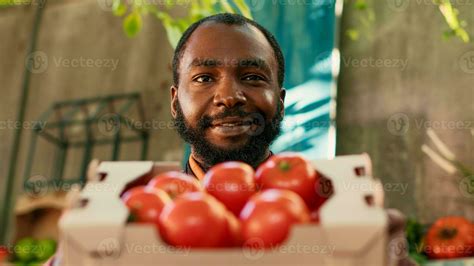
[[190, 148, 271, 172]]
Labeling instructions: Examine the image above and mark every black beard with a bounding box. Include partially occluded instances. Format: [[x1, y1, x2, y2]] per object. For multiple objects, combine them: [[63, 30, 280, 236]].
[[173, 100, 283, 170]]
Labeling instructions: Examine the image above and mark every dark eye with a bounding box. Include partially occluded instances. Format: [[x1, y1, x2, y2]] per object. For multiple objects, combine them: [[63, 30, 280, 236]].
[[242, 74, 265, 81], [193, 75, 213, 83]]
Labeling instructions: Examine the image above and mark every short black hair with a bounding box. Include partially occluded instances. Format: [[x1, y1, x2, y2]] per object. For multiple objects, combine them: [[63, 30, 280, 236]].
[[172, 13, 285, 88]]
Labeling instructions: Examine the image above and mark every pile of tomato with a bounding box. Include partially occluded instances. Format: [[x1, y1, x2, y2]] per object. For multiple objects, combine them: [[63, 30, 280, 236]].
[[120, 153, 332, 248]]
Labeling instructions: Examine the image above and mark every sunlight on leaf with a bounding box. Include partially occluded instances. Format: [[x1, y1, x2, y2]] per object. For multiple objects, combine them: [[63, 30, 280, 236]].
[[0, 0, 32, 6], [346, 29, 360, 41], [434, 0, 470, 42], [112, 0, 127, 17], [354, 0, 367, 10], [114, 0, 252, 45], [123, 11, 143, 38], [345, 0, 470, 43]]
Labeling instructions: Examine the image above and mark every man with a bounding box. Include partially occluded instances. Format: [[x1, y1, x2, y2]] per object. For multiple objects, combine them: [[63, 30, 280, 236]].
[[170, 13, 284, 180], [46, 13, 414, 266], [169, 13, 415, 265]]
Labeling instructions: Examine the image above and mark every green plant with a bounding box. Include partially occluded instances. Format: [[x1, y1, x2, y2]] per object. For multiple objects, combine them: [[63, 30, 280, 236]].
[[345, 0, 470, 43], [406, 218, 429, 265], [112, 0, 251, 48], [435, 0, 470, 42]]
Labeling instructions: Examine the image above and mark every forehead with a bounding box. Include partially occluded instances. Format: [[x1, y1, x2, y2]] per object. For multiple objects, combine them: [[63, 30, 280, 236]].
[[180, 22, 277, 72]]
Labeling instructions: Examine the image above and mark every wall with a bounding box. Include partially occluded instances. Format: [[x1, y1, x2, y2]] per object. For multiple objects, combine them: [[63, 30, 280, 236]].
[[337, 0, 474, 223]]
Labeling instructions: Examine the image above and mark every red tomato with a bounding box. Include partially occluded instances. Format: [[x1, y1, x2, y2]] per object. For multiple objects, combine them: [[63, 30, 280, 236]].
[[159, 192, 229, 248], [0, 246, 9, 262], [255, 152, 321, 209], [425, 216, 474, 259], [121, 186, 171, 225], [148, 171, 201, 199], [203, 162, 256, 216], [224, 211, 243, 247], [240, 189, 310, 248]]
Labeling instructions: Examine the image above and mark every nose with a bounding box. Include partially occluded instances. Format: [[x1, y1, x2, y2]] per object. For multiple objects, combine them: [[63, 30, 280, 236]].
[[213, 77, 247, 108]]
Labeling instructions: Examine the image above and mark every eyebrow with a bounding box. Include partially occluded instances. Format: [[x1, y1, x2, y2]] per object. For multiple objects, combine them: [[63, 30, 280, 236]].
[[188, 58, 272, 73]]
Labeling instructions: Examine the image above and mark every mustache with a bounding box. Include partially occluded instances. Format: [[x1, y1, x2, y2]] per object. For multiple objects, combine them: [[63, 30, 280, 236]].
[[197, 108, 264, 129]]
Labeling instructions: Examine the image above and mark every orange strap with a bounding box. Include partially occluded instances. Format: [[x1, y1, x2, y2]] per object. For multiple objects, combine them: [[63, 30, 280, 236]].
[[188, 155, 206, 181]]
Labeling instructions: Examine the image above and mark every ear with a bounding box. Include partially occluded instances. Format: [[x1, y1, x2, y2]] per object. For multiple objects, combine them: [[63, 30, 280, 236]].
[[279, 88, 286, 117], [170, 85, 178, 118]]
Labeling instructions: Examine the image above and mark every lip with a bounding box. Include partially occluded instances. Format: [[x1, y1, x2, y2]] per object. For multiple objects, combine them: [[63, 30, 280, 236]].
[[211, 116, 253, 127], [209, 123, 252, 137]]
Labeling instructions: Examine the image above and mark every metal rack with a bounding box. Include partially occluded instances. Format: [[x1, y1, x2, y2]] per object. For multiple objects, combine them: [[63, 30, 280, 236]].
[[23, 92, 149, 190]]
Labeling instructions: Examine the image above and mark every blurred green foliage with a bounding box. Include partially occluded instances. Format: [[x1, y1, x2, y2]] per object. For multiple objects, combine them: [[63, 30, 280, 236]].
[[345, 0, 470, 43], [406, 218, 429, 265], [434, 0, 470, 42], [0, 0, 251, 48], [0, 0, 31, 6], [113, 0, 252, 47], [1, 0, 469, 45]]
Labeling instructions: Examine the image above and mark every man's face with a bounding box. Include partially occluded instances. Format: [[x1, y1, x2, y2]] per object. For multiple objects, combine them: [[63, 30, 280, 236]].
[[171, 22, 285, 167]]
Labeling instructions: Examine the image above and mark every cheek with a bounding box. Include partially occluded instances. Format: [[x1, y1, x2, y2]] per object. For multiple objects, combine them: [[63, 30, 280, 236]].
[[177, 89, 206, 125], [257, 90, 280, 118]]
